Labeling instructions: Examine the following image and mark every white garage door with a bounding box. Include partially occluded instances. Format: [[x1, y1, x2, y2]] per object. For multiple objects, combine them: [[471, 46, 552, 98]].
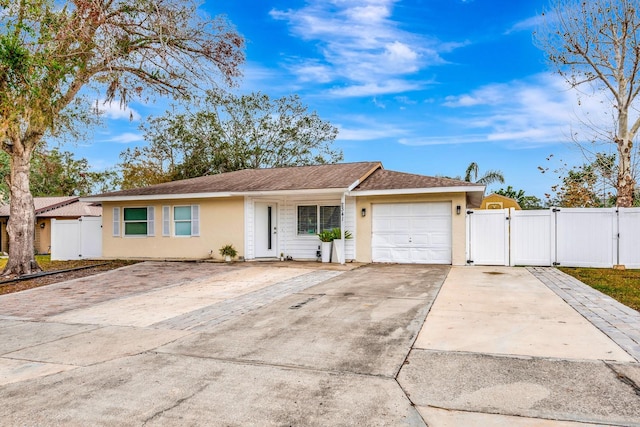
[[372, 202, 452, 264]]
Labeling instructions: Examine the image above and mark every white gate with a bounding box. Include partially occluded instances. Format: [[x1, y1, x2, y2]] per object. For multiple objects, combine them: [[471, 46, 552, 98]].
[[466, 209, 509, 266], [618, 208, 640, 268], [510, 210, 552, 266], [51, 217, 102, 260], [469, 207, 640, 268], [554, 208, 616, 268]]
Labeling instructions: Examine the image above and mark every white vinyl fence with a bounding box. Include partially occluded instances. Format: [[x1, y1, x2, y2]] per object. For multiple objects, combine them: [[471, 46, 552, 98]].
[[51, 217, 102, 261], [467, 207, 640, 268]]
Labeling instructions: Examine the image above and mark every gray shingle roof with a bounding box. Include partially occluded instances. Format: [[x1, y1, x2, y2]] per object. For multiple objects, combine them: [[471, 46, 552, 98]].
[[37, 202, 102, 218], [0, 196, 80, 217], [352, 169, 481, 191], [83, 161, 485, 207], [88, 162, 382, 198]]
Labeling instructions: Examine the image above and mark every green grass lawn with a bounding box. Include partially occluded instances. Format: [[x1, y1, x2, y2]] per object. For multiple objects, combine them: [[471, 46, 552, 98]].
[[559, 267, 640, 312]]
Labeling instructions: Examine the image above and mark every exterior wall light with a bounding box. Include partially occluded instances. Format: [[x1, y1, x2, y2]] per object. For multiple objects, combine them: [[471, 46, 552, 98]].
[[361, 208, 366, 217], [39, 222, 46, 229], [456, 205, 461, 215]]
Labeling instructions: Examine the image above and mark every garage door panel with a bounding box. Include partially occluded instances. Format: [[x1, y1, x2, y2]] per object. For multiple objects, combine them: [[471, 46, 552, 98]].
[[372, 202, 452, 264], [428, 231, 451, 246], [372, 233, 410, 246], [376, 219, 410, 233], [376, 203, 410, 216], [372, 247, 411, 263], [410, 248, 450, 264]]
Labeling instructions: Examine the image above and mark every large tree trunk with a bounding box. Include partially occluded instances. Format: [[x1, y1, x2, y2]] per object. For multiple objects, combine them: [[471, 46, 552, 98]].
[[616, 109, 636, 207], [3, 151, 40, 276]]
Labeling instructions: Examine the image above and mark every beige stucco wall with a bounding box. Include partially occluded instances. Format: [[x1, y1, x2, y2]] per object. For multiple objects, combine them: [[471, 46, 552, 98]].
[[355, 193, 468, 266], [1, 217, 52, 254], [481, 194, 521, 210], [35, 218, 51, 254], [102, 197, 245, 260]]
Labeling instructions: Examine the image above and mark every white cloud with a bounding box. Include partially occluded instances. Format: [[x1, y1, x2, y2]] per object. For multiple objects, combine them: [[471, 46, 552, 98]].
[[270, 0, 455, 97], [328, 79, 425, 97], [94, 100, 141, 121], [400, 73, 620, 148], [105, 132, 144, 144], [336, 115, 408, 141], [372, 97, 386, 109], [505, 14, 544, 35], [289, 61, 335, 83]]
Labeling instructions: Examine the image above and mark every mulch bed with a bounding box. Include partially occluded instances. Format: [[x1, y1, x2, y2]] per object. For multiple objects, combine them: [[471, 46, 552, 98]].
[[0, 260, 140, 296]]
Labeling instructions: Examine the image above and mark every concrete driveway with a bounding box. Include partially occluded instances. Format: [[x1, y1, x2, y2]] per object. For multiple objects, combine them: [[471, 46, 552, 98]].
[[0, 262, 638, 426]]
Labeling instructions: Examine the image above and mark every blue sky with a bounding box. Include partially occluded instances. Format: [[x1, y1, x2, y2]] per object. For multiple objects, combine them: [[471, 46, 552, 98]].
[[71, 0, 607, 200]]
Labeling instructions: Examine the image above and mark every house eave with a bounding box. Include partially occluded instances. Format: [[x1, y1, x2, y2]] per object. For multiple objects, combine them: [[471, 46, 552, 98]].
[[348, 186, 485, 197], [81, 188, 349, 203]]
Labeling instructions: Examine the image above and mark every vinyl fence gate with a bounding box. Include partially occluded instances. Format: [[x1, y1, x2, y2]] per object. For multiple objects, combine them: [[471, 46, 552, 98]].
[[51, 217, 103, 261], [466, 207, 640, 268]]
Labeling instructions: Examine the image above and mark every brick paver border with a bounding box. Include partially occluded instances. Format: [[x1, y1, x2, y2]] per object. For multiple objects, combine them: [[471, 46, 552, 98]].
[[529, 267, 640, 362]]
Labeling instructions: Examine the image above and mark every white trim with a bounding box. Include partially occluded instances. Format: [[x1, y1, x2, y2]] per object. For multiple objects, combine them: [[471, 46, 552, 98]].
[[81, 188, 346, 203], [349, 186, 485, 197], [347, 179, 361, 192], [112, 207, 120, 237], [162, 206, 170, 236], [83, 186, 485, 203], [191, 205, 200, 236], [147, 206, 155, 236], [122, 206, 153, 237]]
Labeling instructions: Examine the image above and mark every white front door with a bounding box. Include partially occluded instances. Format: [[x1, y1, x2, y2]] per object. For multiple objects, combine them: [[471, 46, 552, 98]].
[[255, 202, 278, 258]]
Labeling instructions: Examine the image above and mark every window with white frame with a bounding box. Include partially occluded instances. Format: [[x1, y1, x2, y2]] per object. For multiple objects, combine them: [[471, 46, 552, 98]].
[[297, 205, 340, 235], [320, 206, 340, 231], [122, 207, 155, 236], [162, 205, 200, 237]]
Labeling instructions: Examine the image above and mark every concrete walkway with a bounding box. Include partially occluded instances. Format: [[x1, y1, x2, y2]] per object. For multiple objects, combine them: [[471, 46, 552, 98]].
[[399, 266, 640, 427], [530, 267, 640, 362]]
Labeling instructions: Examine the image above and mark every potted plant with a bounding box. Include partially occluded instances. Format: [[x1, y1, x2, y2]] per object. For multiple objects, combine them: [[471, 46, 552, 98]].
[[219, 244, 238, 262], [330, 228, 352, 264], [318, 230, 334, 263], [280, 252, 285, 261]]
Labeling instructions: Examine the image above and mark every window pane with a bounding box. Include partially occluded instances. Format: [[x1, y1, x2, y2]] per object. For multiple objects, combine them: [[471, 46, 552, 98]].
[[124, 208, 147, 221], [174, 206, 191, 221], [175, 221, 192, 236], [125, 222, 147, 235], [320, 206, 340, 232], [297, 205, 317, 235]]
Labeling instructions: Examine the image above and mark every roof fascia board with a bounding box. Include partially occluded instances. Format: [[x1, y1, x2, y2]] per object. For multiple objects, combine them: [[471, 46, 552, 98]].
[[349, 186, 485, 197], [82, 188, 347, 203], [81, 193, 235, 203], [346, 162, 383, 192]]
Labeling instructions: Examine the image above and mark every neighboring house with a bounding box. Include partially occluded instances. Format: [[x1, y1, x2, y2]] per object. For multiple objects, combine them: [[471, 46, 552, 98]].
[[480, 193, 522, 210], [0, 197, 102, 254], [82, 162, 485, 265]]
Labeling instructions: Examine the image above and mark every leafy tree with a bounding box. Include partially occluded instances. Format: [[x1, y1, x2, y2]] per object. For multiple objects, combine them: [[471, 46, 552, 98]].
[[0, 1, 243, 274], [544, 154, 617, 207], [494, 186, 543, 210], [536, 0, 640, 206], [463, 162, 505, 186], [121, 90, 341, 188], [0, 148, 120, 199]]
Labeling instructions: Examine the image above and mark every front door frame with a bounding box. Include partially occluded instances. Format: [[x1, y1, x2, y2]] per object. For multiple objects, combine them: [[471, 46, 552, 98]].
[[254, 201, 279, 258]]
